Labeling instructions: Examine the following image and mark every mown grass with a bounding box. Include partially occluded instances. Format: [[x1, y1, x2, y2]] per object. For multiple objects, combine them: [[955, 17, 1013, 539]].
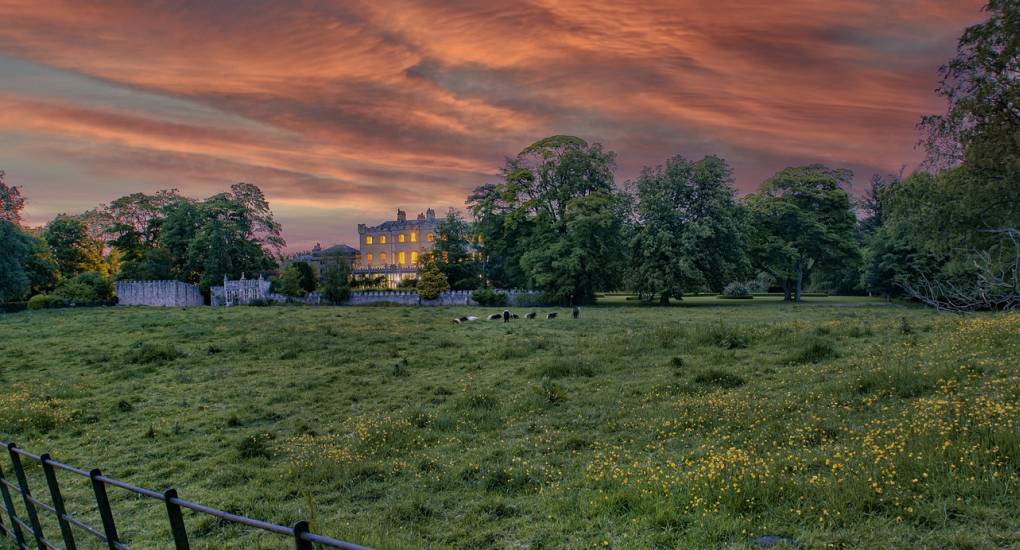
[[0, 296, 1017, 549]]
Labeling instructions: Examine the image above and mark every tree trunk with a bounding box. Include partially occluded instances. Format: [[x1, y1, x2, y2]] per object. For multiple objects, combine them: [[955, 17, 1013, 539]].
[[782, 279, 791, 301], [795, 266, 803, 303], [659, 292, 670, 306]]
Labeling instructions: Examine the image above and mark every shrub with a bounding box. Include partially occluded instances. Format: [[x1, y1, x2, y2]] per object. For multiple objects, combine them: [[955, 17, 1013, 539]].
[[692, 368, 745, 389], [27, 294, 67, 310], [54, 271, 114, 302], [417, 259, 450, 300], [396, 278, 418, 289], [0, 302, 28, 313], [722, 281, 753, 298], [123, 342, 185, 365], [471, 288, 508, 307]]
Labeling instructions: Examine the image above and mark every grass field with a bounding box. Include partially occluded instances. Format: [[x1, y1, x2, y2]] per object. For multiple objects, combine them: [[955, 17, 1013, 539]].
[[0, 297, 1017, 549]]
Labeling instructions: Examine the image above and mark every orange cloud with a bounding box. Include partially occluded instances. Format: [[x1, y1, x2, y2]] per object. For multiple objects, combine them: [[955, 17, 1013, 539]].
[[0, 0, 985, 249]]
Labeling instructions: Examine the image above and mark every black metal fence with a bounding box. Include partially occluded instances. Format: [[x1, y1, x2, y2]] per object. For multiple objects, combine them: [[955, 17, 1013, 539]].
[[0, 441, 371, 550]]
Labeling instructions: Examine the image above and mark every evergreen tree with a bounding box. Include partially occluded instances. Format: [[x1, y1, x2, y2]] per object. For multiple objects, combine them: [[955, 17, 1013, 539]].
[[417, 258, 449, 300], [319, 255, 352, 304]]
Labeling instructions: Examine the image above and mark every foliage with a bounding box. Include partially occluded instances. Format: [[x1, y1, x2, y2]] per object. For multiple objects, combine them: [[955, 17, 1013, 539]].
[[0, 220, 33, 301], [43, 214, 107, 278], [26, 294, 67, 310], [416, 258, 449, 300], [0, 170, 25, 226], [746, 165, 859, 302], [469, 136, 628, 304], [52, 271, 114, 302], [722, 281, 752, 298], [628, 155, 749, 304], [428, 209, 481, 290], [470, 288, 507, 306], [288, 261, 317, 293], [275, 263, 308, 297], [319, 255, 352, 304]]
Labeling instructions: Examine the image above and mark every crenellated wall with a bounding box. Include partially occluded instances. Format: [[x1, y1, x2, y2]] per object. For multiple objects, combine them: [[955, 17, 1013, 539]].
[[116, 280, 203, 307]]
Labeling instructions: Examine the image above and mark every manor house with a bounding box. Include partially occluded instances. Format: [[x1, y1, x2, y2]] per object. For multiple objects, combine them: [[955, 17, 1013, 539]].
[[354, 208, 439, 287]]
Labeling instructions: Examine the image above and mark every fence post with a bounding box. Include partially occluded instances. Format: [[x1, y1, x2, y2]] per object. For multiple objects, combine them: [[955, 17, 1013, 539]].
[[0, 460, 26, 548], [292, 520, 312, 550], [89, 469, 120, 550], [39, 454, 77, 550], [163, 489, 189, 550], [7, 444, 46, 550]]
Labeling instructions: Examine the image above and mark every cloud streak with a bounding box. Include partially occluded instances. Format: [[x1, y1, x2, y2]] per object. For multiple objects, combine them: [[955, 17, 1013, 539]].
[[0, 0, 984, 249]]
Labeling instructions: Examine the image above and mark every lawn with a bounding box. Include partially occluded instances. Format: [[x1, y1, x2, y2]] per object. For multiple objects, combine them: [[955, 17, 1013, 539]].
[[0, 298, 1017, 549]]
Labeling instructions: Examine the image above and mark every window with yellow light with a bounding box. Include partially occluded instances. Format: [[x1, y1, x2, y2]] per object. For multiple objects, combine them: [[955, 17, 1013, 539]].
[[365, 235, 373, 245], [410, 232, 417, 242], [398, 233, 405, 243], [380, 235, 387, 244], [398, 251, 406, 264]]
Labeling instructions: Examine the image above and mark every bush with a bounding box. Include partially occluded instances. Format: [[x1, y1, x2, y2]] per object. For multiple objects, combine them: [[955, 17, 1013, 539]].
[[471, 288, 508, 307], [54, 271, 114, 302], [417, 259, 450, 300], [27, 294, 67, 310], [396, 278, 418, 289], [694, 322, 750, 349], [722, 281, 753, 298]]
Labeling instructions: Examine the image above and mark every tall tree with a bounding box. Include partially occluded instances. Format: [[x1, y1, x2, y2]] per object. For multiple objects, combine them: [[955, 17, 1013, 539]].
[[746, 165, 859, 302], [43, 214, 107, 278], [0, 171, 25, 226], [0, 221, 32, 301], [427, 209, 481, 290], [468, 135, 627, 303], [319, 254, 352, 304], [628, 154, 749, 304]]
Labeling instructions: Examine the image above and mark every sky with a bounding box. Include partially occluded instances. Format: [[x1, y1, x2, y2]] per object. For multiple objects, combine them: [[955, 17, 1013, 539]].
[[0, 0, 986, 252]]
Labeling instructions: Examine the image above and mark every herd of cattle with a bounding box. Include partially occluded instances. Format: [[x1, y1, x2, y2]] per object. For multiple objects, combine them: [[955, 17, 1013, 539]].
[[452, 307, 580, 324]]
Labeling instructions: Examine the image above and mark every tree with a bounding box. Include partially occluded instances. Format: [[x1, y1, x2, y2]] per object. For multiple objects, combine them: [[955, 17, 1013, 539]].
[[275, 264, 307, 297], [0, 171, 25, 226], [0, 221, 32, 301], [417, 257, 449, 300], [628, 154, 749, 304], [43, 214, 106, 278], [428, 209, 481, 290], [290, 261, 318, 293], [468, 135, 628, 303], [319, 255, 352, 304], [746, 165, 859, 302]]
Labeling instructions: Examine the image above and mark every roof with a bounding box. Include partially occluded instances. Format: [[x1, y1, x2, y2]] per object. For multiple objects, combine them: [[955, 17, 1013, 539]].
[[321, 244, 358, 256]]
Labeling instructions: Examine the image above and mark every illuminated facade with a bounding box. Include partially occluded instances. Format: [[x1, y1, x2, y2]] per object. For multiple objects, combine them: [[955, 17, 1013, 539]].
[[355, 208, 438, 287]]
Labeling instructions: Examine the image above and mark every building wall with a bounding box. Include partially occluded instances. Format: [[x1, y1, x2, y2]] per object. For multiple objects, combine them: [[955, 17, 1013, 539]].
[[116, 280, 203, 307], [356, 209, 439, 287]]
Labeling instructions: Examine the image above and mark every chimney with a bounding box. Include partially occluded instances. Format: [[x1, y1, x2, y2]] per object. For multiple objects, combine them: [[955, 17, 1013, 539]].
[[397, 209, 407, 222], [426, 208, 436, 221]]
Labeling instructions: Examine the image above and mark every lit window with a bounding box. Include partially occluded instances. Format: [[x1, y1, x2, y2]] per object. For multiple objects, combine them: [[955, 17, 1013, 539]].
[[380, 235, 387, 244], [411, 251, 418, 263], [398, 233, 405, 243], [399, 251, 406, 264], [410, 232, 417, 243], [380, 252, 387, 263], [367, 253, 373, 263], [427, 233, 434, 242], [365, 235, 373, 245]]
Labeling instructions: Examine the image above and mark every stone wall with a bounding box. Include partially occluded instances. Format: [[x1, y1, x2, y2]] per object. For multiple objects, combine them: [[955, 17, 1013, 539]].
[[345, 290, 421, 306], [343, 289, 545, 306], [116, 280, 203, 307]]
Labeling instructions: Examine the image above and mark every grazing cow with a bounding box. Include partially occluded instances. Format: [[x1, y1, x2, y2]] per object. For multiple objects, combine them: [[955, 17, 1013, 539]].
[[452, 318, 461, 324], [459, 316, 469, 322], [547, 312, 558, 319], [502, 310, 510, 323], [572, 306, 580, 319], [511, 313, 519, 319], [466, 316, 479, 321], [488, 313, 502, 320], [525, 312, 537, 319]]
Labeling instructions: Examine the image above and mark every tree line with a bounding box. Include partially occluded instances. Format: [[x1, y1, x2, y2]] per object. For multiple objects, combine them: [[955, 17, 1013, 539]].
[[1, 0, 1016, 310]]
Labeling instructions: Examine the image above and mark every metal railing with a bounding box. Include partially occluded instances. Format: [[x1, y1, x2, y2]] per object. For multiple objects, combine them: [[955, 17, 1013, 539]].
[[0, 441, 372, 550]]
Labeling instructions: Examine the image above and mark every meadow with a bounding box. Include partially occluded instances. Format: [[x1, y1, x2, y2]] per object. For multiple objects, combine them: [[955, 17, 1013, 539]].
[[0, 297, 1017, 549]]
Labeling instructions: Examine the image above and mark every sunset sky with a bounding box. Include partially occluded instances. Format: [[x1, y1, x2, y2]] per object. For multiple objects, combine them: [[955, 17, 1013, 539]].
[[0, 1, 985, 251]]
